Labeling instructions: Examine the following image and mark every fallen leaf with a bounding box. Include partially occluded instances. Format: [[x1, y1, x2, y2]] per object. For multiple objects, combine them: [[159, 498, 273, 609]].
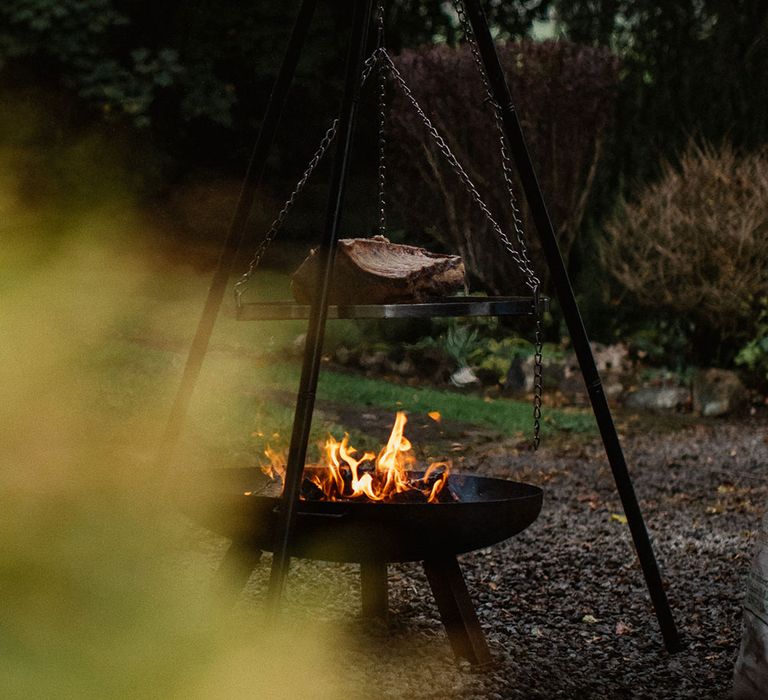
[[615, 621, 632, 635], [582, 614, 599, 624], [610, 513, 628, 524]]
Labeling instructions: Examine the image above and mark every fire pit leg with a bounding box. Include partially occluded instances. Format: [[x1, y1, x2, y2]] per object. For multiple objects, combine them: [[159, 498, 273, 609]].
[[211, 540, 262, 600], [424, 556, 492, 666], [360, 561, 388, 620]]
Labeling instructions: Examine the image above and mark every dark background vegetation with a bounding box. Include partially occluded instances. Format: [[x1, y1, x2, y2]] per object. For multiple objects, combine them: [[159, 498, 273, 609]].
[[2, 0, 767, 381]]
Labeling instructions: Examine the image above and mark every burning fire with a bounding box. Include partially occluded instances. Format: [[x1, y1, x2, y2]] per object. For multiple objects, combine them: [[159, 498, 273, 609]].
[[260, 412, 452, 503]]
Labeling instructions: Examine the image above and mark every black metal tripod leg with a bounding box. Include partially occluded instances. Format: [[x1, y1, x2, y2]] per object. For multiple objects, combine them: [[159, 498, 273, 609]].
[[267, 0, 376, 610], [155, 0, 318, 476], [360, 561, 389, 620], [211, 540, 262, 601], [462, 0, 681, 654], [424, 556, 492, 666]]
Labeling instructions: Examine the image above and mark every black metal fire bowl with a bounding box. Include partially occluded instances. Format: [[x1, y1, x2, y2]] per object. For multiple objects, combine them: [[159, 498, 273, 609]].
[[180, 467, 543, 563]]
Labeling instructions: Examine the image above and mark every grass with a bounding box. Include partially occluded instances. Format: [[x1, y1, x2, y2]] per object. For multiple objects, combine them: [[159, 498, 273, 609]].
[[316, 370, 595, 435]]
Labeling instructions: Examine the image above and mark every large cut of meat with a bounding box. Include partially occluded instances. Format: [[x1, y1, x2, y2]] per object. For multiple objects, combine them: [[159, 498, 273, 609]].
[[291, 236, 466, 304]]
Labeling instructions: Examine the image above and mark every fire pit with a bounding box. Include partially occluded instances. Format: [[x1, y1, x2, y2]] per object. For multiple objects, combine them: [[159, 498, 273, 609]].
[[181, 412, 543, 664], [184, 467, 541, 564]]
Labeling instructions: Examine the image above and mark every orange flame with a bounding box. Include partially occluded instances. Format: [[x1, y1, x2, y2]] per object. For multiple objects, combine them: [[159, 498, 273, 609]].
[[259, 411, 451, 503]]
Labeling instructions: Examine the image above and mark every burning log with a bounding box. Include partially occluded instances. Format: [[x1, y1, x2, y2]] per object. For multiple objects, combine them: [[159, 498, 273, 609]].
[[260, 411, 455, 504], [291, 235, 466, 305]]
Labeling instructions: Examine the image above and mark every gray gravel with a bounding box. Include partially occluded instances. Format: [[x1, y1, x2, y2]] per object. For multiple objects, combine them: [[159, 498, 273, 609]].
[[191, 419, 768, 699]]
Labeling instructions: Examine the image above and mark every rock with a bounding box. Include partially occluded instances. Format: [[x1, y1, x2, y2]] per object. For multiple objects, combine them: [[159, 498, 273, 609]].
[[395, 358, 416, 377], [624, 386, 690, 410], [603, 381, 625, 401], [512, 355, 569, 395], [450, 366, 481, 388], [359, 350, 388, 371], [592, 342, 631, 374], [291, 332, 306, 357], [334, 346, 352, 365], [504, 356, 530, 393], [558, 344, 631, 402], [693, 368, 746, 417]]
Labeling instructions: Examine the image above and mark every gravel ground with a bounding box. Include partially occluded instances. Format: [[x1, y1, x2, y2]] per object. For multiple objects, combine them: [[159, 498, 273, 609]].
[[188, 418, 768, 699]]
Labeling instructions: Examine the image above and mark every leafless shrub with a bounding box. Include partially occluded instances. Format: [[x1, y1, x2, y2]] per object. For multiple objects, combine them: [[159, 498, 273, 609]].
[[602, 142, 768, 338], [389, 40, 618, 294]]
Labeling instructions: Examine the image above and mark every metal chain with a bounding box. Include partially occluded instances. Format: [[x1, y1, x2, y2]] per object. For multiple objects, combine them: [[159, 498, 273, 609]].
[[234, 57, 379, 303], [376, 1, 387, 235], [378, 48, 540, 289], [452, 0, 538, 282], [233, 118, 339, 304], [452, 0, 544, 449], [532, 288, 544, 449]]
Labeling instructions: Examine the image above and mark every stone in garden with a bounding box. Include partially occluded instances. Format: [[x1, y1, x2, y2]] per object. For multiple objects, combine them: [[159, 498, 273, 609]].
[[515, 354, 570, 395], [504, 356, 530, 393], [450, 366, 481, 388], [547, 347, 622, 399], [624, 386, 690, 410], [592, 342, 631, 374], [396, 358, 416, 377], [334, 346, 352, 365], [692, 368, 746, 417], [292, 332, 306, 357], [359, 350, 388, 371]]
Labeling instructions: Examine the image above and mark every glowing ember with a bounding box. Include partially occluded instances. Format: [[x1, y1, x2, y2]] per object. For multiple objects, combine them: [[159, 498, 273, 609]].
[[259, 411, 452, 503]]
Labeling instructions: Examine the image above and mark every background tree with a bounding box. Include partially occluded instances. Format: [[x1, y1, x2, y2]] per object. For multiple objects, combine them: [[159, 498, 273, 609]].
[[554, 0, 768, 190], [388, 41, 619, 296], [602, 142, 768, 367]]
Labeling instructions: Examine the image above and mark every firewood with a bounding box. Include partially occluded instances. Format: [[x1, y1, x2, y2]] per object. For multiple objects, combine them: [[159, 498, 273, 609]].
[[290, 235, 466, 305]]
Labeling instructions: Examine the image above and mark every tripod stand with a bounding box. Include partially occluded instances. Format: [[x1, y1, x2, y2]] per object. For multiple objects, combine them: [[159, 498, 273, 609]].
[[159, 0, 681, 656]]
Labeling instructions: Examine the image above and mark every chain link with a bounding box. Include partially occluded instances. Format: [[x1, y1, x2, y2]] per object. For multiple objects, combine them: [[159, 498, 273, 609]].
[[234, 57, 379, 303], [376, 0, 387, 236], [378, 48, 540, 289], [532, 286, 544, 449], [233, 119, 339, 304], [452, 0, 544, 449], [452, 0, 538, 282]]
